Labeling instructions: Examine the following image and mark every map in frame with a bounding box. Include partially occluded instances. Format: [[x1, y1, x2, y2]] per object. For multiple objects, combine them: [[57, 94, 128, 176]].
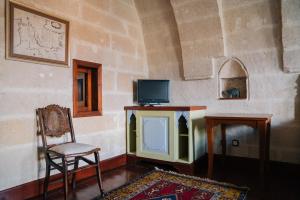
[[7, 2, 69, 65]]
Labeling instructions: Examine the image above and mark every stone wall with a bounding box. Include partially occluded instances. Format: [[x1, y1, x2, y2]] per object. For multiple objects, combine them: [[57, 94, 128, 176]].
[[282, 0, 300, 72], [0, 0, 147, 190], [138, 0, 300, 164]]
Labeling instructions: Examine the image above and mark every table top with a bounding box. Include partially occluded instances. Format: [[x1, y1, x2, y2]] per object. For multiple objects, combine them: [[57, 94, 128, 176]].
[[205, 113, 272, 120]]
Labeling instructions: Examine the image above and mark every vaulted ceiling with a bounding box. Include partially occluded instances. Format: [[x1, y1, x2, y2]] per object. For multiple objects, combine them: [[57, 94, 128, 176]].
[[135, 0, 300, 80]]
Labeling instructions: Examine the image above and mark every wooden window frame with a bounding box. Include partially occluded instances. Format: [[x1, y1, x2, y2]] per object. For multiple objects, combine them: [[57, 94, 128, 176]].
[[73, 59, 102, 118]]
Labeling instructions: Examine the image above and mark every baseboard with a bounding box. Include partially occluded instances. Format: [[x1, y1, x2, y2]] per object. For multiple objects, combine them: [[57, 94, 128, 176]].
[[0, 154, 127, 200]]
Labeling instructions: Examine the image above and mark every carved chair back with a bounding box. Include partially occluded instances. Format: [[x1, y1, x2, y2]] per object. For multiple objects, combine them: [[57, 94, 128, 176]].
[[37, 104, 75, 149]]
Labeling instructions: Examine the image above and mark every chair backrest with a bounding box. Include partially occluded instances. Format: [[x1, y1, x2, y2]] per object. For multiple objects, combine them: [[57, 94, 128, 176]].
[[37, 104, 75, 149]]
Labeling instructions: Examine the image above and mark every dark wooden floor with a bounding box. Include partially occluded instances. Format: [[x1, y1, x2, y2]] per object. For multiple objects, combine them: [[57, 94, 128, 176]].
[[31, 157, 300, 200]]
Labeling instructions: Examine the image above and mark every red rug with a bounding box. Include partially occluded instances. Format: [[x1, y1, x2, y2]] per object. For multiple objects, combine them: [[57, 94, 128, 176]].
[[99, 169, 248, 200], [131, 180, 215, 200]]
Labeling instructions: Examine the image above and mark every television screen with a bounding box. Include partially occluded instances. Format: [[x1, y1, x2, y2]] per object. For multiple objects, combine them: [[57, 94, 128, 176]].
[[137, 80, 170, 105]]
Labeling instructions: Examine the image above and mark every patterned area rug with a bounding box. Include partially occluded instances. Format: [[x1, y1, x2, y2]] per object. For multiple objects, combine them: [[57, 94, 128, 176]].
[[97, 169, 249, 200]]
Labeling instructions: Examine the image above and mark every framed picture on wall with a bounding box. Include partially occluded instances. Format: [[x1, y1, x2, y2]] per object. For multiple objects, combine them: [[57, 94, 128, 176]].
[[5, 1, 69, 66]]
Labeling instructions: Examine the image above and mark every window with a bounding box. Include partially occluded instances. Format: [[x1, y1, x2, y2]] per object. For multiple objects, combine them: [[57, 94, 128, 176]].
[[73, 59, 102, 117]]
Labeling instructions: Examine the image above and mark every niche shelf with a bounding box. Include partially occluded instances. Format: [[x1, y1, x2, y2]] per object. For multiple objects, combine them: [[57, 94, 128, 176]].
[[218, 57, 249, 100], [129, 113, 136, 153], [178, 115, 189, 162]]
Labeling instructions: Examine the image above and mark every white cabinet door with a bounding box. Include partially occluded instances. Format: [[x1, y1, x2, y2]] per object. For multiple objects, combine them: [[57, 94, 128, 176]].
[[136, 111, 174, 161], [142, 117, 169, 155]]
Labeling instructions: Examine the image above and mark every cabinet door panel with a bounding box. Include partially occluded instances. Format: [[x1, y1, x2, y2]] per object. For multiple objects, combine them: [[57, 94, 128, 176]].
[[142, 117, 169, 154], [136, 110, 174, 161]]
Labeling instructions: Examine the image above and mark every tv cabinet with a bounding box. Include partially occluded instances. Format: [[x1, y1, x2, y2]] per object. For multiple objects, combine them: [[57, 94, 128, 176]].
[[124, 106, 207, 174]]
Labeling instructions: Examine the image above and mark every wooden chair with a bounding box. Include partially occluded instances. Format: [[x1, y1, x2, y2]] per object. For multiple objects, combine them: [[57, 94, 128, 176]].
[[36, 104, 104, 200]]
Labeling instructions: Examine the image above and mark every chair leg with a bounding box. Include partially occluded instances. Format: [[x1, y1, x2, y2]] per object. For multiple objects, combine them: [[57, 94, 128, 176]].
[[72, 157, 79, 190], [43, 157, 50, 200], [62, 157, 68, 200], [94, 152, 104, 196]]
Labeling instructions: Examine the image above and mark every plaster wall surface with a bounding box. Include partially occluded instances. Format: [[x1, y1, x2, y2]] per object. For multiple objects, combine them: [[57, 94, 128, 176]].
[[282, 0, 300, 72], [138, 0, 300, 164], [0, 0, 147, 190]]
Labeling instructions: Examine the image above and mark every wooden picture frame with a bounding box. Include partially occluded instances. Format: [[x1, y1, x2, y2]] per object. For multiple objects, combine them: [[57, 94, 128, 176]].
[[5, 1, 69, 66]]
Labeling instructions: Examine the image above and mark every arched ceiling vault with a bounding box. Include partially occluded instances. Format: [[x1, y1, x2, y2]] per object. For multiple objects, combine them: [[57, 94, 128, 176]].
[[134, 0, 296, 80], [170, 0, 224, 80], [134, 0, 224, 80]]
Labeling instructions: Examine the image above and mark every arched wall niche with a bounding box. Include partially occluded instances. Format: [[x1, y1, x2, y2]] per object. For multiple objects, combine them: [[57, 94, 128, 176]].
[[218, 57, 249, 100]]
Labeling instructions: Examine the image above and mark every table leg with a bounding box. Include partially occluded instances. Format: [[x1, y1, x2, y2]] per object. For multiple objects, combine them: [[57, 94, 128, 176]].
[[258, 121, 267, 187], [266, 121, 271, 166], [265, 121, 271, 187], [221, 124, 226, 159], [207, 122, 214, 179]]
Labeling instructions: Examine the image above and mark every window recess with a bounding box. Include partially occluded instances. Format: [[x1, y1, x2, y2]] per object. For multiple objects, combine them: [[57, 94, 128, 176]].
[[73, 59, 102, 117]]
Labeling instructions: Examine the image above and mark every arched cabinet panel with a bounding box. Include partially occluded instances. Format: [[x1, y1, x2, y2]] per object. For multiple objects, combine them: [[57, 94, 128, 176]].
[[129, 113, 136, 153], [127, 110, 136, 154], [178, 115, 189, 161]]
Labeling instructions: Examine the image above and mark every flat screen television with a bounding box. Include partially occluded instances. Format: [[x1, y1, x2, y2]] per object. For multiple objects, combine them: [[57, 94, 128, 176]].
[[137, 79, 170, 105]]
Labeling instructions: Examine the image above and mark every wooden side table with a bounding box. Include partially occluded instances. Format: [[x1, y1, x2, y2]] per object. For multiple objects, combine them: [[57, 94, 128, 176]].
[[205, 113, 272, 180]]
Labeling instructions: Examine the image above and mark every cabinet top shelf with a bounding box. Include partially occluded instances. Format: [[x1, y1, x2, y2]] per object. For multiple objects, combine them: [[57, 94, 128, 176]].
[[124, 106, 207, 111]]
